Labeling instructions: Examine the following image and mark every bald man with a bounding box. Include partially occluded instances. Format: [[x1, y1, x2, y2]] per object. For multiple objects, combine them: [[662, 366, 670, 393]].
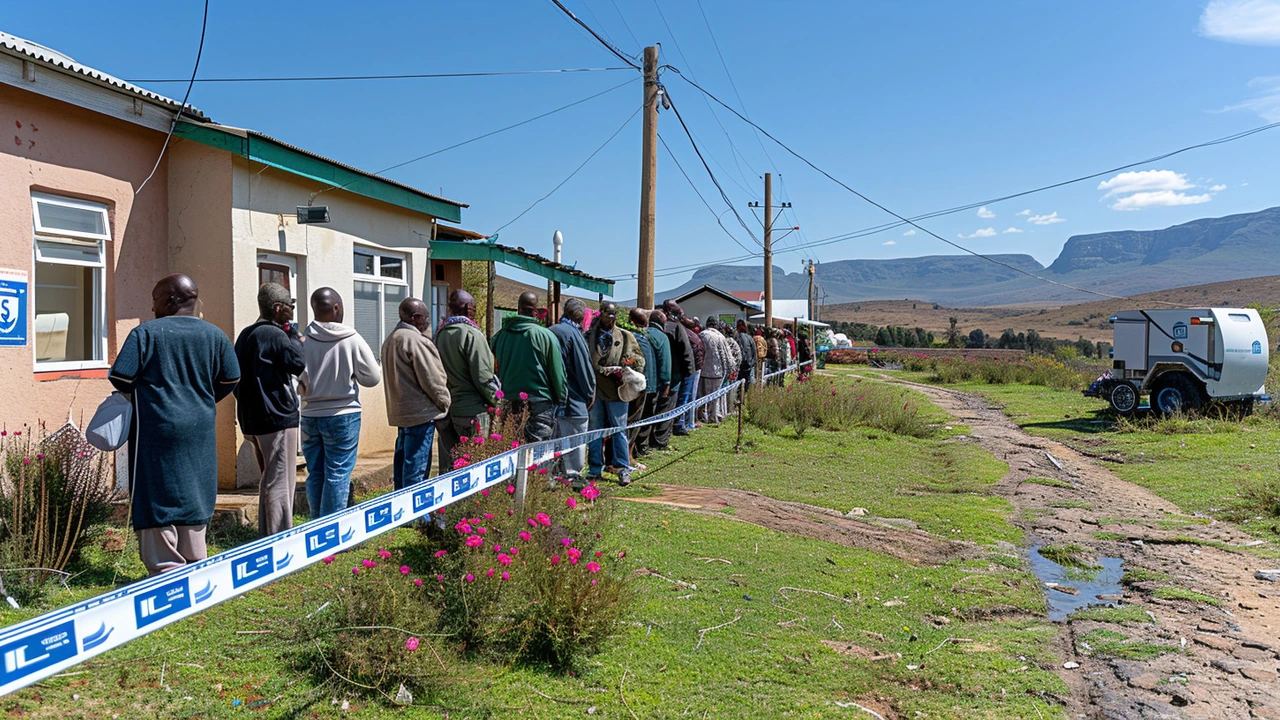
[[299, 287, 381, 519], [381, 297, 450, 491], [110, 274, 240, 576]]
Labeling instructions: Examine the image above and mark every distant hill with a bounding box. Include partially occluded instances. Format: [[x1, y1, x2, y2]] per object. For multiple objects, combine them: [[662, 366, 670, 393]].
[[653, 206, 1280, 307], [823, 275, 1280, 344]]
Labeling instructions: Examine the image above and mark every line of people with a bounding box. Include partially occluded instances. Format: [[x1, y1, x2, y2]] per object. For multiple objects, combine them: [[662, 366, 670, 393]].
[[109, 274, 804, 577]]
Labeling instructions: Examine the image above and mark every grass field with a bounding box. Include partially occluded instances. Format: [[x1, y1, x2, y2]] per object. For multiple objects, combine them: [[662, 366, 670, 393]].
[[0, 379, 1068, 719]]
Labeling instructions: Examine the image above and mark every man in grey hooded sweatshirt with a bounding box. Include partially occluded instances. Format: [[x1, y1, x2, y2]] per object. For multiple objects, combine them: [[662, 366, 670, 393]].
[[298, 287, 381, 519]]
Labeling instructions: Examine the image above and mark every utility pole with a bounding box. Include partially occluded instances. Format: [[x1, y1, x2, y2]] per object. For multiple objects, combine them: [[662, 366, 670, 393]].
[[763, 172, 773, 331], [636, 45, 659, 308], [806, 259, 817, 347]]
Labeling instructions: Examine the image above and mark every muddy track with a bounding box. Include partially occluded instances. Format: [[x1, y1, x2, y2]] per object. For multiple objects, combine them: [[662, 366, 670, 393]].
[[874, 374, 1280, 720]]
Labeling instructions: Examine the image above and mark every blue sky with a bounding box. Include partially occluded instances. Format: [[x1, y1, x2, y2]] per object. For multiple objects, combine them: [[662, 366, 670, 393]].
[[6, 0, 1280, 300]]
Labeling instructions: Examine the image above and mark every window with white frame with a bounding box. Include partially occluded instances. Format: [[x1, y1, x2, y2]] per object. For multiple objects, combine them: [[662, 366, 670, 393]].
[[352, 247, 408, 353], [31, 193, 109, 369]]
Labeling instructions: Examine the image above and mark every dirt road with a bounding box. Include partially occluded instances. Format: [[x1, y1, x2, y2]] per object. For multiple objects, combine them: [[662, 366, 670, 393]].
[[879, 376, 1280, 720]]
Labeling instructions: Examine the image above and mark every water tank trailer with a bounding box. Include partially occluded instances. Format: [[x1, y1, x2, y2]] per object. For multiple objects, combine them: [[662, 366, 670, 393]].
[[1083, 308, 1270, 415]]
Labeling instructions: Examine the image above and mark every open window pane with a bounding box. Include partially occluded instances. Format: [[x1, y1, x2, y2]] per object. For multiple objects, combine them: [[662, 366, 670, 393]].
[[35, 261, 98, 363], [36, 239, 103, 266], [35, 199, 107, 237]]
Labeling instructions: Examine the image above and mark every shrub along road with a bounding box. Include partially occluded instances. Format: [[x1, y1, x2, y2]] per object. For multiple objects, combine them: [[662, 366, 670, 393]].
[[867, 370, 1280, 720]]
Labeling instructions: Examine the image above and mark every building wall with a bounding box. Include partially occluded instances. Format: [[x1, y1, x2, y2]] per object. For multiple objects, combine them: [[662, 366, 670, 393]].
[[225, 157, 436, 487], [678, 292, 752, 328], [0, 83, 169, 446]]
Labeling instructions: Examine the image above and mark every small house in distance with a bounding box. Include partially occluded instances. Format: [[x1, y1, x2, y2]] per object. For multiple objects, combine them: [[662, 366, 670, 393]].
[[669, 285, 761, 327]]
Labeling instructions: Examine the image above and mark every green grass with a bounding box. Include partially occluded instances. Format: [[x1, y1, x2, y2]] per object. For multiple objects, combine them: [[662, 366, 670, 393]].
[[1152, 586, 1221, 607], [1078, 629, 1177, 660], [1024, 477, 1074, 489], [1122, 567, 1170, 585], [1037, 544, 1100, 570], [1, 396, 1067, 719], [1069, 604, 1155, 624]]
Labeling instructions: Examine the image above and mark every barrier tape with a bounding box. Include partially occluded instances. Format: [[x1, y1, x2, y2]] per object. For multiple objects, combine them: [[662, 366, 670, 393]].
[[0, 362, 807, 696]]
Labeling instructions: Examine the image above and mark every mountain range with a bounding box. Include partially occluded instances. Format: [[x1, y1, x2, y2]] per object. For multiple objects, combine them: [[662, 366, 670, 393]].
[[652, 206, 1280, 307]]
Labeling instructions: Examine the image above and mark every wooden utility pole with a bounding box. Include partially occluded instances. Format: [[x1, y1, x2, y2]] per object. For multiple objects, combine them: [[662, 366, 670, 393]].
[[763, 172, 773, 330], [807, 260, 816, 346], [636, 45, 659, 308]]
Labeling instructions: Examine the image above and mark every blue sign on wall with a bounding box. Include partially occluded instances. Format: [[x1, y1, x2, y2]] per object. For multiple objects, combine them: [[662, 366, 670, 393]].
[[0, 269, 28, 348]]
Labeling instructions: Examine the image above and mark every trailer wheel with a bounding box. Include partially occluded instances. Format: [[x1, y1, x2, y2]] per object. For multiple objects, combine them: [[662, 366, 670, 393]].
[[1108, 382, 1138, 415], [1152, 373, 1205, 417]]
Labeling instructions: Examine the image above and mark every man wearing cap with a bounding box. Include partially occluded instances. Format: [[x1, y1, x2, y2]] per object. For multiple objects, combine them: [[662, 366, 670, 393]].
[[234, 283, 305, 538], [585, 301, 644, 486]]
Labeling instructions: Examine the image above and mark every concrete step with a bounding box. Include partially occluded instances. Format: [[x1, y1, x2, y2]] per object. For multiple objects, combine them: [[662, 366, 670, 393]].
[[213, 451, 395, 529]]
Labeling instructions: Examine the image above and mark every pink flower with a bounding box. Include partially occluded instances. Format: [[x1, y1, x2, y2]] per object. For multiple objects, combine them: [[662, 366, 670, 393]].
[[362, 559, 377, 568], [526, 464, 537, 472], [486, 568, 495, 578], [352, 567, 361, 575], [591, 579, 598, 586], [495, 407, 503, 416], [618, 551, 626, 559], [497, 553, 513, 566], [460, 436, 470, 443], [832, 389, 838, 396], [453, 458, 468, 470], [508, 509, 515, 515], [587, 561, 601, 573], [567, 548, 582, 560], [433, 575, 442, 583], [501, 571, 510, 580], [536, 513, 551, 527], [527, 518, 538, 527], [561, 537, 574, 547], [455, 521, 473, 534], [511, 440, 520, 449], [465, 535, 484, 548], [463, 453, 471, 461], [406, 637, 419, 651], [490, 433, 501, 440], [475, 436, 486, 446], [481, 489, 489, 497], [416, 578, 425, 586], [36, 453, 44, 460], [506, 485, 516, 494], [510, 547, 519, 556], [433, 549, 448, 558], [476, 527, 487, 535], [566, 497, 577, 510], [378, 549, 391, 560], [518, 531, 532, 542], [538, 467, 548, 476], [400, 566, 411, 575], [519, 391, 529, 401], [322, 556, 334, 564], [595, 551, 603, 558], [495, 389, 505, 400], [569, 555, 579, 565], [550, 555, 560, 565], [493, 544, 502, 553], [580, 485, 600, 500], [483, 513, 494, 520], [21, 459, 29, 466], [465, 574, 475, 582]]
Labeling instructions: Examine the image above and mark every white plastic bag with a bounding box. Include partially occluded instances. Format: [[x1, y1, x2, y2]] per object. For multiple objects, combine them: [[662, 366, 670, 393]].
[[85, 392, 132, 451]]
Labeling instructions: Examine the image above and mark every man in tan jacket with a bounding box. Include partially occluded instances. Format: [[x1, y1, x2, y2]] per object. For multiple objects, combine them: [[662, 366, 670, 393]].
[[382, 297, 451, 491]]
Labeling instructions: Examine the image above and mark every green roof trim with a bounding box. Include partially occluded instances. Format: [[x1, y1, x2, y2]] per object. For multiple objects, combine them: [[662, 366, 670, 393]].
[[430, 241, 614, 295], [174, 122, 464, 223]]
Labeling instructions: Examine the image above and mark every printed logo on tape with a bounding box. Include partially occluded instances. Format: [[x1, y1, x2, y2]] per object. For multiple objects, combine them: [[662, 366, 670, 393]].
[[305, 523, 340, 557], [231, 548, 274, 589], [1, 621, 76, 685], [365, 502, 392, 532], [134, 579, 191, 628], [451, 469, 473, 497], [485, 458, 504, 484], [412, 484, 436, 515]]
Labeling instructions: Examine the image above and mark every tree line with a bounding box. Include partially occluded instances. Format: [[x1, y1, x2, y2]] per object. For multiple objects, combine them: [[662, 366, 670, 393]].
[[826, 318, 1112, 358]]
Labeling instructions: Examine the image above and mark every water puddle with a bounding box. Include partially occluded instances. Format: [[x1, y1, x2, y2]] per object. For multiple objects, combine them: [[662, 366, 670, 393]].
[[1028, 545, 1124, 622]]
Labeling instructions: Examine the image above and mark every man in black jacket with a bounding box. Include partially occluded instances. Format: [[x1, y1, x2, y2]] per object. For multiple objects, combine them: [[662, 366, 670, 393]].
[[660, 299, 696, 435], [234, 283, 306, 537]]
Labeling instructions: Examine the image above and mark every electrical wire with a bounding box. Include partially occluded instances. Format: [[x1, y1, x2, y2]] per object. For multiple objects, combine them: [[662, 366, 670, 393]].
[[609, 0, 643, 52], [490, 104, 642, 236], [548, 0, 642, 69], [135, 0, 208, 196], [694, 0, 778, 174], [658, 133, 758, 255], [310, 76, 636, 201], [665, 86, 761, 246], [133, 66, 635, 83], [670, 69, 1280, 305]]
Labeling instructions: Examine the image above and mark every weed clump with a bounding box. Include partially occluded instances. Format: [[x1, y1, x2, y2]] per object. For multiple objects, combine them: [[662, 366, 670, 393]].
[[1037, 544, 1100, 570], [743, 376, 934, 438]]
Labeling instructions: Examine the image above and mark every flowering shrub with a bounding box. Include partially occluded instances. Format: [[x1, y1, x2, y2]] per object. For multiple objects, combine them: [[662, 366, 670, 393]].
[[824, 349, 869, 365], [0, 423, 114, 604], [744, 376, 934, 439]]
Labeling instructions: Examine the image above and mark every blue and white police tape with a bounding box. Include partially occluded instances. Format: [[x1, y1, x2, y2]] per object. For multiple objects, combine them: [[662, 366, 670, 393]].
[[0, 364, 806, 696]]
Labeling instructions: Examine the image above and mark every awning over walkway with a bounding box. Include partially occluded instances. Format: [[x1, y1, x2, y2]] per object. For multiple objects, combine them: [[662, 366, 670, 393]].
[[749, 313, 830, 328], [429, 239, 614, 296]]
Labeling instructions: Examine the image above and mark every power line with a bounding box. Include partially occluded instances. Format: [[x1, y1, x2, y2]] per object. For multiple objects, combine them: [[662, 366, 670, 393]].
[[609, 0, 643, 52], [694, 0, 778, 174], [671, 69, 1280, 305], [136, 0, 208, 196], [548, 0, 642, 69], [490, 104, 643, 236], [657, 133, 758, 255], [311, 77, 636, 201], [133, 67, 635, 84], [664, 86, 761, 247]]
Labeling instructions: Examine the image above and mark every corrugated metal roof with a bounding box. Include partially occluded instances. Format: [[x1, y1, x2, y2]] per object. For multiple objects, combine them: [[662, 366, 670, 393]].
[[0, 30, 207, 119]]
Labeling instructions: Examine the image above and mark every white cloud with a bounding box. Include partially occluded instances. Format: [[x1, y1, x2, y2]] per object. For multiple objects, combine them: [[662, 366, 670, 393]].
[[1199, 0, 1280, 45], [882, 240, 897, 246], [1016, 209, 1031, 216], [1242, 182, 1251, 186], [977, 206, 995, 218], [1003, 227, 1024, 234], [1026, 212, 1066, 225], [1210, 184, 1228, 192], [902, 229, 916, 237], [958, 227, 997, 239], [1218, 76, 1280, 121], [1097, 170, 1194, 197], [1109, 191, 1213, 211]]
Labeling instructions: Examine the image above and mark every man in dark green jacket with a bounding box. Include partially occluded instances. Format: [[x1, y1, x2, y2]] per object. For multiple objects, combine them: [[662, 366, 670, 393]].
[[435, 289, 500, 474], [491, 292, 566, 443], [637, 309, 674, 454]]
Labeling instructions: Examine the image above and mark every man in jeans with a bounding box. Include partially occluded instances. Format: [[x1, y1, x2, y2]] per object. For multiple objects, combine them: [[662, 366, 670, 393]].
[[381, 297, 451, 491], [637, 309, 674, 454], [298, 287, 381, 519], [659, 300, 695, 436], [586, 302, 644, 486], [549, 298, 595, 485], [491, 291, 566, 443], [434, 290, 499, 473], [234, 282, 305, 538], [676, 313, 705, 434]]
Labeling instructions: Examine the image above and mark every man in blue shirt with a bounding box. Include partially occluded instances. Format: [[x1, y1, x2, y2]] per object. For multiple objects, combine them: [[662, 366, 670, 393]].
[[549, 298, 595, 485]]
